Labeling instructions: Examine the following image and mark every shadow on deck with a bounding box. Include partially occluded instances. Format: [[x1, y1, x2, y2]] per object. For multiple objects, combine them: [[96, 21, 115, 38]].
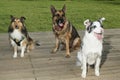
[[0, 29, 120, 80]]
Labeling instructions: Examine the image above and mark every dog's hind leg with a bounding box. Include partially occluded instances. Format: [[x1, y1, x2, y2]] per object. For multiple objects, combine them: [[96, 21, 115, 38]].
[[95, 56, 101, 76], [72, 37, 81, 50], [27, 42, 34, 53], [76, 51, 82, 66], [27, 37, 35, 53]]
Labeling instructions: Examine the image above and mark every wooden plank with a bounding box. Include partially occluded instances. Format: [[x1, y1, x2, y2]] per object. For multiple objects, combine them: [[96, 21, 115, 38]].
[[0, 29, 120, 80]]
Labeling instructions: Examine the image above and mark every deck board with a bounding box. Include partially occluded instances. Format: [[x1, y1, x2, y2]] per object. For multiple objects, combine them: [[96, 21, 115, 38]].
[[0, 29, 120, 80]]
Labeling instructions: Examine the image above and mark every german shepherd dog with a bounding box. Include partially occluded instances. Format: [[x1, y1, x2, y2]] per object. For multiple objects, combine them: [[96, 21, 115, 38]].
[[50, 5, 81, 58], [8, 15, 36, 58]]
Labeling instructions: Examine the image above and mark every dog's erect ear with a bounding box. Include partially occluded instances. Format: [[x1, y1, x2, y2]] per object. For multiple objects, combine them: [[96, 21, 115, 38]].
[[62, 4, 66, 12], [84, 19, 92, 28], [50, 5, 56, 16], [99, 17, 105, 23], [20, 16, 26, 22], [10, 15, 15, 21]]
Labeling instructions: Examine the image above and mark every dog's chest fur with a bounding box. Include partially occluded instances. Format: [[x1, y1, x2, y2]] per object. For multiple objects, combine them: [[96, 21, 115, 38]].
[[54, 22, 71, 42], [10, 29, 24, 40], [54, 31, 67, 43], [83, 32, 102, 53], [82, 32, 103, 64]]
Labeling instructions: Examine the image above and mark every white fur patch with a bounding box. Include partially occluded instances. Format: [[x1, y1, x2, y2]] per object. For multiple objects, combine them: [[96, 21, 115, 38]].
[[10, 29, 24, 41], [77, 18, 105, 78]]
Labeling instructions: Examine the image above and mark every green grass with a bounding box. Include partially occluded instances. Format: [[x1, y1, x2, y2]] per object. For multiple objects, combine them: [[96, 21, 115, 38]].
[[0, 0, 120, 33]]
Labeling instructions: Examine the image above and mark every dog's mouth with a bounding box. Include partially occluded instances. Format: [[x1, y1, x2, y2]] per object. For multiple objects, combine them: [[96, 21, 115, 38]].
[[55, 19, 65, 31], [58, 22, 64, 29], [94, 32, 103, 40], [15, 25, 19, 29], [57, 19, 65, 28], [58, 22, 64, 28]]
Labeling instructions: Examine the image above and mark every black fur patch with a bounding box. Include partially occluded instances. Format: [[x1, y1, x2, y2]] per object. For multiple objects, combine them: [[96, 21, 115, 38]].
[[8, 25, 13, 33], [87, 22, 93, 33], [97, 20, 104, 28]]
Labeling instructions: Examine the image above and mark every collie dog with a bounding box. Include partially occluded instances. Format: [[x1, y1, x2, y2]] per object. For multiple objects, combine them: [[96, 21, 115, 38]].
[[8, 15, 36, 58], [77, 17, 105, 78]]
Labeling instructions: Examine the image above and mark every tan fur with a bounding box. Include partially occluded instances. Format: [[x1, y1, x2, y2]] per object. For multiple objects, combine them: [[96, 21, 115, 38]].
[[73, 37, 81, 50], [51, 5, 81, 58], [8, 15, 35, 58], [11, 19, 23, 31], [27, 40, 34, 52]]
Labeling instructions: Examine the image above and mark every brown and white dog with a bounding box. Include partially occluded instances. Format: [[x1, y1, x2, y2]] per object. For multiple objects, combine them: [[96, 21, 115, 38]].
[[50, 5, 81, 58], [8, 15, 37, 58]]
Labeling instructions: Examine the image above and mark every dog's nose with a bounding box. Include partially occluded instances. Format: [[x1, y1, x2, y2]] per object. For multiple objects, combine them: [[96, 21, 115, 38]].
[[15, 25, 19, 29], [58, 18, 64, 23]]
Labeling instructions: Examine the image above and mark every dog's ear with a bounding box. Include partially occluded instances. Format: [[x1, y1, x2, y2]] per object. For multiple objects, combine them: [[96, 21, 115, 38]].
[[99, 17, 105, 23], [50, 5, 56, 16], [62, 4, 66, 12], [84, 19, 92, 28], [20, 16, 26, 22], [10, 15, 15, 21]]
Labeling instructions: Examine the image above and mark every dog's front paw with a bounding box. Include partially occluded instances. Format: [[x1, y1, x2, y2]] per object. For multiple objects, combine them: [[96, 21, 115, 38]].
[[51, 48, 58, 54], [65, 54, 71, 58], [81, 72, 86, 78], [20, 54, 24, 58], [95, 71, 100, 76], [51, 50, 57, 54], [13, 54, 17, 58]]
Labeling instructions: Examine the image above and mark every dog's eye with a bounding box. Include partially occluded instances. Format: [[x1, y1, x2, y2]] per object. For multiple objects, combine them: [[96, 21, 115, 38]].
[[62, 14, 65, 17], [93, 26, 96, 28], [101, 25, 103, 28], [18, 21, 20, 23], [55, 14, 60, 17], [13, 20, 16, 22]]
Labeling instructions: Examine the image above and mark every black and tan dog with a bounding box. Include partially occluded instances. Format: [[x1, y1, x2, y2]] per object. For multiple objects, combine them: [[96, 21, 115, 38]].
[[8, 15, 37, 58], [50, 5, 81, 58]]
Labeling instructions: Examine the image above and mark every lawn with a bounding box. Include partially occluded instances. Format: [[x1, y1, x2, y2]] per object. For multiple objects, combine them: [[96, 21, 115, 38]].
[[0, 0, 120, 32]]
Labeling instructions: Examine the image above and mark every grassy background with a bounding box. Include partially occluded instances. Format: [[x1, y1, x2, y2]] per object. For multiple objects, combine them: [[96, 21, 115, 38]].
[[0, 0, 120, 33]]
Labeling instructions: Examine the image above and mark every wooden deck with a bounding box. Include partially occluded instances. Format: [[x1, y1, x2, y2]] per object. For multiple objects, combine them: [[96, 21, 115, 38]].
[[0, 29, 120, 80]]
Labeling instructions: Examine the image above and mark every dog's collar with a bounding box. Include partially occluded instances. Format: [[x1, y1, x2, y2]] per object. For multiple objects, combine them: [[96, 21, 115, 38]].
[[12, 37, 25, 46]]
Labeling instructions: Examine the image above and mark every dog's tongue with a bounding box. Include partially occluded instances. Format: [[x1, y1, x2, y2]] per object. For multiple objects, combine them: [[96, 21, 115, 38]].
[[97, 34, 102, 40], [55, 23, 64, 31], [94, 33, 103, 40], [59, 23, 64, 28]]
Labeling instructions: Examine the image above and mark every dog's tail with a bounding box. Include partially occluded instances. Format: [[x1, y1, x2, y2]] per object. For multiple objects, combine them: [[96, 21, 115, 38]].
[[34, 40, 41, 46]]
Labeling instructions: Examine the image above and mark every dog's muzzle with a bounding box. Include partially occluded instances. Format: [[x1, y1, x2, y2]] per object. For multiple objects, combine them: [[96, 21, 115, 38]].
[[15, 25, 19, 29], [56, 18, 64, 28], [54, 18, 65, 31], [94, 29, 104, 40]]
